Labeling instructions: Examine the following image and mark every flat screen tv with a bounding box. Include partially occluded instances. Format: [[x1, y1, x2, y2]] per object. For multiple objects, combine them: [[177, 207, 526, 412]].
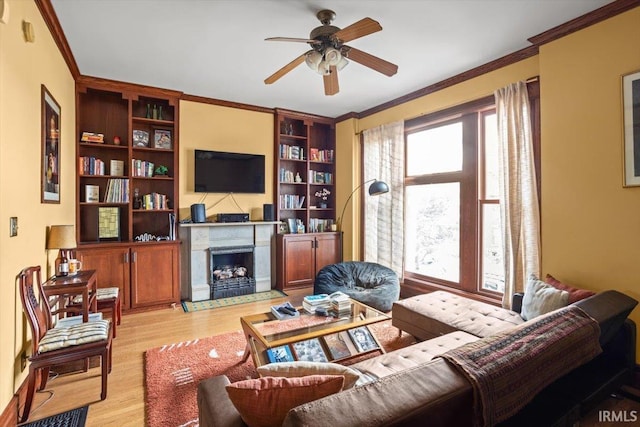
[[194, 149, 265, 194]]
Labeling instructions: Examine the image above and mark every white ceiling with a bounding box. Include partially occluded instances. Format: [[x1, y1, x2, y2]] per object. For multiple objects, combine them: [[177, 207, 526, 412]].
[[50, 0, 613, 118]]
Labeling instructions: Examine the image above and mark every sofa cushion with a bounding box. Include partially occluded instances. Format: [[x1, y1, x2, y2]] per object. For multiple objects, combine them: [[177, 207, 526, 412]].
[[351, 330, 479, 380], [392, 291, 524, 339], [226, 375, 344, 427], [521, 276, 569, 321], [545, 274, 596, 304], [256, 361, 361, 389]]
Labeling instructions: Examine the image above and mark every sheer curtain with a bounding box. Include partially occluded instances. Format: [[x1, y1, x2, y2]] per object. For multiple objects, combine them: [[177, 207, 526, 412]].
[[494, 82, 541, 308], [363, 121, 404, 276]]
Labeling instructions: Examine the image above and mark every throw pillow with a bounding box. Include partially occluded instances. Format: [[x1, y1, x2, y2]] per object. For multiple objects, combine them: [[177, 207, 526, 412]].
[[226, 375, 344, 427], [545, 274, 596, 304], [521, 275, 569, 321], [256, 361, 361, 389]]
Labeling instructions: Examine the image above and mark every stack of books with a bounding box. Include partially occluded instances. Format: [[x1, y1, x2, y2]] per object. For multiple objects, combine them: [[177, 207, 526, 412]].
[[329, 292, 352, 318], [302, 294, 330, 314]]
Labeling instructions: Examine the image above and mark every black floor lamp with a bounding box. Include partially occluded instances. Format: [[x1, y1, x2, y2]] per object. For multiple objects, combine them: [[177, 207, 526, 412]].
[[336, 179, 389, 232]]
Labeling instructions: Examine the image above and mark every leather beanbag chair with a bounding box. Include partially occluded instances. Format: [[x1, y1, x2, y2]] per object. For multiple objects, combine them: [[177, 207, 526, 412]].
[[313, 262, 400, 312]]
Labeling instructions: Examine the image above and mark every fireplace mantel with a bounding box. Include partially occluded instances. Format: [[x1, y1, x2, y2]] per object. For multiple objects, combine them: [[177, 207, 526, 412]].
[[179, 221, 279, 301]]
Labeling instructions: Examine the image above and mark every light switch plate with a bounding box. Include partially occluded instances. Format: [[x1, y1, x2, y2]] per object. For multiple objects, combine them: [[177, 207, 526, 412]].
[[9, 217, 17, 237]]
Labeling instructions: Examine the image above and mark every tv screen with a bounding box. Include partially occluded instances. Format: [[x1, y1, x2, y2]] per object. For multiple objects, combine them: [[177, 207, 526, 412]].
[[194, 150, 265, 194]]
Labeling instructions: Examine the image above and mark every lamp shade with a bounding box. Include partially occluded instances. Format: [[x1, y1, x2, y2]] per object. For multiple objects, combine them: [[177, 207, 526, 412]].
[[368, 180, 389, 196], [47, 225, 76, 249]]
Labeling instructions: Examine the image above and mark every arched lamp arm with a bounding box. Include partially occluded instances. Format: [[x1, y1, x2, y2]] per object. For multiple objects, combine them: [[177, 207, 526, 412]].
[[336, 179, 376, 231]]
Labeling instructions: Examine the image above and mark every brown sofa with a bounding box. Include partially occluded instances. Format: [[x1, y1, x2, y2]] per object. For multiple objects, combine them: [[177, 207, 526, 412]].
[[198, 290, 637, 427]]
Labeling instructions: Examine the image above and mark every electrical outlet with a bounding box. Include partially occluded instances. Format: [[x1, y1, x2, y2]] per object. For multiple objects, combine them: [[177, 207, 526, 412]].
[[9, 217, 17, 237], [20, 351, 27, 372]]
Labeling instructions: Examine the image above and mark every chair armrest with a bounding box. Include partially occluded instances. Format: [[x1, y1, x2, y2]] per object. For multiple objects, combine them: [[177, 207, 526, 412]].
[[512, 293, 524, 313], [197, 376, 245, 427]]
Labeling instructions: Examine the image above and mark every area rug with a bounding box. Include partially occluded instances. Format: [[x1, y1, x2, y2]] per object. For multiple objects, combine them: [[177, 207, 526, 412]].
[[181, 289, 287, 312], [24, 405, 88, 427], [144, 320, 415, 427]]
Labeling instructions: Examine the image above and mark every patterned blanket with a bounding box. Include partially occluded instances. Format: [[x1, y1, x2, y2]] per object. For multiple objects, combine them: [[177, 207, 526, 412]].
[[438, 305, 601, 427]]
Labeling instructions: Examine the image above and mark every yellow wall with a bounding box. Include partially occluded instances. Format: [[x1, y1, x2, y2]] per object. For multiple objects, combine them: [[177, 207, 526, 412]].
[[539, 9, 640, 323], [0, 0, 75, 412], [178, 101, 274, 220]]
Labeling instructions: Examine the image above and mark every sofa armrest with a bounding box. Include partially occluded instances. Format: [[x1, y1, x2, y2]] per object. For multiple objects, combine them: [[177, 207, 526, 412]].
[[574, 290, 638, 346], [512, 293, 524, 313], [197, 376, 246, 427]]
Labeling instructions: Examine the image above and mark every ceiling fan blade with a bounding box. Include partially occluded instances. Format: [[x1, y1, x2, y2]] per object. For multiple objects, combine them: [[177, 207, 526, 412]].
[[264, 53, 308, 85], [333, 17, 382, 43], [265, 37, 321, 44], [323, 66, 339, 96], [344, 46, 398, 77]]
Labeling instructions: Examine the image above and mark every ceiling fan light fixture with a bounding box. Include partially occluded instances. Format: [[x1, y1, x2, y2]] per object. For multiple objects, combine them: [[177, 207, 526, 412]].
[[324, 47, 341, 66], [316, 59, 331, 75], [305, 50, 322, 71], [336, 56, 349, 71]]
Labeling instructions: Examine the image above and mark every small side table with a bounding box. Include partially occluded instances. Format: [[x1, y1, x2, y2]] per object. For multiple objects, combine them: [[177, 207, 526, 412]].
[[42, 269, 98, 322]]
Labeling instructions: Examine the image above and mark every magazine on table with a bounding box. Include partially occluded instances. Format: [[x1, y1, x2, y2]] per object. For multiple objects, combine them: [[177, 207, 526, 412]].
[[292, 338, 328, 362], [266, 345, 295, 363], [323, 331, 357, 360], [348, 326, 379, 353]]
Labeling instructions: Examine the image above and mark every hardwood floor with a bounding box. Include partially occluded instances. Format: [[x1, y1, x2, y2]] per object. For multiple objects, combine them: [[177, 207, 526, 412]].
[[21, 289, 640, 426]]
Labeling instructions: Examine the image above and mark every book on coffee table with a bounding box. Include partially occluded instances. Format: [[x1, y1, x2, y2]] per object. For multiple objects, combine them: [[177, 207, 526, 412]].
[[323, 331, 357, 360], [266, 345, 294, 363], [292, 338, 328, 363], [348, 326, 379, 353]]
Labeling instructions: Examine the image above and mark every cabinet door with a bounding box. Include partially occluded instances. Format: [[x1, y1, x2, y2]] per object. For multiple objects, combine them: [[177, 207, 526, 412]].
[[315, 233, 342, 274], [282, 236, 316, 289], [130, 244, 179, 308], [77, 247, 131, 309]]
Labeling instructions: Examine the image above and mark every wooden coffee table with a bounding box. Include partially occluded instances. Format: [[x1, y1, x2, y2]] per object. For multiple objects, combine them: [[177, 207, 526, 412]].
[[240, 299, 390, 367]]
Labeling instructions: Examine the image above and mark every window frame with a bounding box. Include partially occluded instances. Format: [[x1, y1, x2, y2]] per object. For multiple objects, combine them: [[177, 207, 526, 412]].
[[400, 83, 540, 302]]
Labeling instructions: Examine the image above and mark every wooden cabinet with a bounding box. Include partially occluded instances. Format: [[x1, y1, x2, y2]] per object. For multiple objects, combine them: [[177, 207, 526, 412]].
[[75, 77, 182, 311], [276, 232, 341, 291], [130, 244, 180, 308], [77, 242, 180, 311]]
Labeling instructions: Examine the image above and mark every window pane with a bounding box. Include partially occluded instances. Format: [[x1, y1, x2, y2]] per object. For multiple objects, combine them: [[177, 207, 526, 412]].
[[406, 122, 462, 175], [481, 203, 504, 292], [405, 183, 460, 282], [483, 113, 500, 199]]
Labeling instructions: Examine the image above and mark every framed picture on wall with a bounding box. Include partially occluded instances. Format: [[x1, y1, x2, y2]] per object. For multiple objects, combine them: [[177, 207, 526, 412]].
[[41, 85, 61, 203], [622, 69, 640, 187]]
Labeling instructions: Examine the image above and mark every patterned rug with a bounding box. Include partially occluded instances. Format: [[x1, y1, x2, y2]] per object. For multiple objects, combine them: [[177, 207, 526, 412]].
[[144, 320, 415, 427], [181, 290, 287, 312], [24, 405, 88, 427]]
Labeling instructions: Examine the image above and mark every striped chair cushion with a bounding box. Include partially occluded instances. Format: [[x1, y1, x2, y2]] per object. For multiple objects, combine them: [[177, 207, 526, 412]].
[[72, 287, 119, 303], [38, 319, 110, 353]]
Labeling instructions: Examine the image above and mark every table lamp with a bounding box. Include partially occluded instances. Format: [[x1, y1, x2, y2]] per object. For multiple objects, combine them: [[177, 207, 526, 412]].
[[336, 179, 389, 231], [47, 225, 76, 277]]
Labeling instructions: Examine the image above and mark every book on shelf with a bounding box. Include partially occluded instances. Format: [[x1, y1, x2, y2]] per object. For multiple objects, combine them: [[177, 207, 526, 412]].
[[85, 185, 99, 203], [266, 345, 295, 363], [110, 160, 124, 176], [270, 301, 299, 320], [323, 331, 357, 360], [348, 326, 379, 353], [104, 179, 130, 203], [80, 131, 104, 143], [79, 156, 105, 175], [291, 338, 328, 363]]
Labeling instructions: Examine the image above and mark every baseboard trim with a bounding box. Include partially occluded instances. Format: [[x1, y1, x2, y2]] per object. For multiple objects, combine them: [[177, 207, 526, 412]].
[[1, 377, 27, 427]]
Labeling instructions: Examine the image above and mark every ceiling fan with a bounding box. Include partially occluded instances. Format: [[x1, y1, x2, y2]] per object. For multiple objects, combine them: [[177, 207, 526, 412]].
[[264, 9, 398, 96]]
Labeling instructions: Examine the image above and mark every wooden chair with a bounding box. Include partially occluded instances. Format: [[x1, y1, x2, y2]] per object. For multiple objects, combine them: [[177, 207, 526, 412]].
[[66, 287, 122, 337], [18, 266, 113, 424]]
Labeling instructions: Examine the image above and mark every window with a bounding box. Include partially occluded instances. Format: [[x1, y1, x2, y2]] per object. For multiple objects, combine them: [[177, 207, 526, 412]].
[[402, 88, 539, 298]]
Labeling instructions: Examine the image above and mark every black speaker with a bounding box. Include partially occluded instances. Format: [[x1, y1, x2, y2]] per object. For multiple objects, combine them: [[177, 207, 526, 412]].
[[263, 203, 274, 221], [190, 203, 206, 223]]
